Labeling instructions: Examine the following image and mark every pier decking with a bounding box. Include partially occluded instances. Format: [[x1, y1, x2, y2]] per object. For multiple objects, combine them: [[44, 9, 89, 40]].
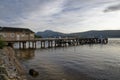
[[5, 38, 108, 49]]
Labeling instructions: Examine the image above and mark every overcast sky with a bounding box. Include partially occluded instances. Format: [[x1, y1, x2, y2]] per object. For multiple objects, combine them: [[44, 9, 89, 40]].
[[0, 0, 120, 33]]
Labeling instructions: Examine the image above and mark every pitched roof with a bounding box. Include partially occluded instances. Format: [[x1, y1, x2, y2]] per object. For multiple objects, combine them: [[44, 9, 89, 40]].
[[0, 27, 34, 33]]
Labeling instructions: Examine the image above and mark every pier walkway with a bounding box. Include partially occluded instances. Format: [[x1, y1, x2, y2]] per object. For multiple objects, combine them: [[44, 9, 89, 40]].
[[4, 38, 108, 49]]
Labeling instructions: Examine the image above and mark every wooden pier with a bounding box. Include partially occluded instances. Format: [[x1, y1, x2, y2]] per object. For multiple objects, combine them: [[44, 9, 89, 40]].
[[5, 38, 108, 49]]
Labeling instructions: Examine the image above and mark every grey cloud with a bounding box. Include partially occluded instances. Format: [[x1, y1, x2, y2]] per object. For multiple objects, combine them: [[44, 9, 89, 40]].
[[104, 3, 120, 12], [0, 0, 50, 21]]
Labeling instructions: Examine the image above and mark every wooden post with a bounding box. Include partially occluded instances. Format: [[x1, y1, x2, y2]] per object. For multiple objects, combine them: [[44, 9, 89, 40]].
[[19, 42, 21, 49], [23, 42, 26, 49], [51, 41, 53, 47], [41, 41, 43, 48], [22, 42, 24, 49], [44, 41, 45, 48], [55, 40, 57, 47], [65, 40, 67, 47], [48, 41, 50, 48], [25, 42, 26, 49], [35, 41, 36, 48], [49, 41, 50, 48], [77, 39, 79, 45], [32, 42, 34, 48]]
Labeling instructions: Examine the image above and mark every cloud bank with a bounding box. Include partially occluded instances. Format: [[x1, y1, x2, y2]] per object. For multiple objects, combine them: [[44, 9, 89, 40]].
[[0, 0, 120, 33], [104, 3, 120, 12]]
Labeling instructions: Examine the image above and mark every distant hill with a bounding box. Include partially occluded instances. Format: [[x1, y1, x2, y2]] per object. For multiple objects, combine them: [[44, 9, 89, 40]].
[[70, 30, 120, 38], [36, 30, 120, 38], [36, 30, 67, 38]]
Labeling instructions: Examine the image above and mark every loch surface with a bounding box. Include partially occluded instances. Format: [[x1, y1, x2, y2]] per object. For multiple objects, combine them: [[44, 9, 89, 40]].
[[15, 38, 120, 80]]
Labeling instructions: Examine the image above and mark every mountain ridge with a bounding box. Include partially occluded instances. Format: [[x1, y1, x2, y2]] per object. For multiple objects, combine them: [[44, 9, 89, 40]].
[[36, 30, 120, 38]]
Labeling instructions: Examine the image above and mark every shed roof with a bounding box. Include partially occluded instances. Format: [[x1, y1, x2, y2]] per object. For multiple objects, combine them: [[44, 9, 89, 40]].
[[0, 27, 34, 33]]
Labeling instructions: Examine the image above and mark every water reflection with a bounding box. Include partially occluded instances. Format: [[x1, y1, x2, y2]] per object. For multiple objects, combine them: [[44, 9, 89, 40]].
[[15, 49, 35, 60], [15, 38, 120, 80]]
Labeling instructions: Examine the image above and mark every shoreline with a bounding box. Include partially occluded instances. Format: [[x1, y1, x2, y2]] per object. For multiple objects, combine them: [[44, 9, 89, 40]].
[[0, 47, 27, 80]]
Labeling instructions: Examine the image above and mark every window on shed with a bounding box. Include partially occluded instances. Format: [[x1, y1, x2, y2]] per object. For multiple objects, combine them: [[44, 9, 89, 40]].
[[11, 33, 15, 37]]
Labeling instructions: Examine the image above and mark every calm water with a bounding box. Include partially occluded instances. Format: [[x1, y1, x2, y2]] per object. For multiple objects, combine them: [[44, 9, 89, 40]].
[[15, 38, 120, 80]]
